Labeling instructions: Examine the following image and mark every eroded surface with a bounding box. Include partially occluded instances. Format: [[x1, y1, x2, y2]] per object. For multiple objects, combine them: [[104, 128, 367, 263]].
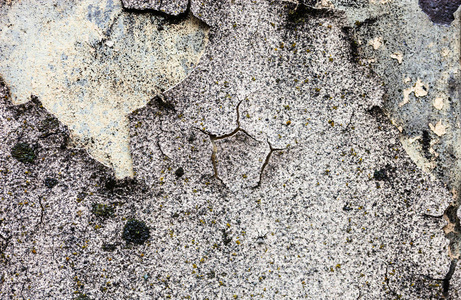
[[0, 0, 208, 178], [0, 0, 458, 299]]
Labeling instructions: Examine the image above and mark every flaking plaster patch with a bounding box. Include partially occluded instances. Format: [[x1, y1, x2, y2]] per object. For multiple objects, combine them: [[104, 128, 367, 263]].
[[414, 79, 428, 97], [0, 0, 209, 178], [434, 97, 444, 110], [368, 36, 383, 50], [429, 120, 447, 136], [390, 51, 403, 64], [399, 78, 428, 107]]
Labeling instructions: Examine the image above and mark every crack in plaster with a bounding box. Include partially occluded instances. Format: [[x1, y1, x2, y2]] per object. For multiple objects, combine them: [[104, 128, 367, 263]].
[[199, 99, 293, 189], [252, 142, 286, 189], [443, 259, 458, 298], [200, 100, 258, 185]]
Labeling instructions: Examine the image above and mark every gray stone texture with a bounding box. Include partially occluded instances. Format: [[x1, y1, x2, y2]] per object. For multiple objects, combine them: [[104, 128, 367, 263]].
[[122, 0, 189, 16], [0, 0, 460, 299]]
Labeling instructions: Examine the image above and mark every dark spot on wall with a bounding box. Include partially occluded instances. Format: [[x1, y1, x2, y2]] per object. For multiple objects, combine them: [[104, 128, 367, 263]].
[[222, 229, 232, 246], [91, 203, 115, 218], [105, 178, 117, 190], [121, 0, 193, 25], [373, 168, 388, 181], [419, 0, 461, 25], [420, 130, 432, 159], [342, 203, 353, 211], [44, 177, 59, 189], [188, 133, 196, 143], [101, 243, 118, 252], [341, 26, 360, 63], [39, 117, 59, 133], [153, 95, 176, 112], [122, 219, 150, 245], [285, 2, 338, 28], [175, 167, 185, 177], [367, 105, 388, 124], [11, 143, 36, 164]]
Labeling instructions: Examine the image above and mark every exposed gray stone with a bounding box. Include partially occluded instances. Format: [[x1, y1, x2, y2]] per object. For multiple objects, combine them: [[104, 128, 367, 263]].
[[122, 0, 189, 16]]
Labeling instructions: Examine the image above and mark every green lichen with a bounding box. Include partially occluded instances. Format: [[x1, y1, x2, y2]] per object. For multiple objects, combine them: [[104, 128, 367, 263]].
[[11, 143, 36, 163], [91, 203, 114, 218]]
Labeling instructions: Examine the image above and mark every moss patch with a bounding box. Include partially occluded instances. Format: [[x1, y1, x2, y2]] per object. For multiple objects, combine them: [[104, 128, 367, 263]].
[[91, 203, 115, 218], [11, 142, 36, 163]]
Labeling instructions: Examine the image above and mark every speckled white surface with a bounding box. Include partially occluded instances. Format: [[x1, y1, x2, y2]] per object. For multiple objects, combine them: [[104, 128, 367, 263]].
[[0, 0, 459, 299]]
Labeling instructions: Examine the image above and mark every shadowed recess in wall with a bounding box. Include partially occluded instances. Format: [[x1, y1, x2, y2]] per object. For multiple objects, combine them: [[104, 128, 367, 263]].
[[419, 0, 461, 25], [0, 0, 209, 178]]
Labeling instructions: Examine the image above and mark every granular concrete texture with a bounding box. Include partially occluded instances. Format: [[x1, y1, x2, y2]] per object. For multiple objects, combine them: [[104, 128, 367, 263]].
[[0, 0, 459, 299], [329, 0, 461, 191], [122, 0, 189, 15]]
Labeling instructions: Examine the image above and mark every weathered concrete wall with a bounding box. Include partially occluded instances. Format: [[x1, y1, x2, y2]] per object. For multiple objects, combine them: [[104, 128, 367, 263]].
[[0, 0, 208, 178], [0, 0, 460, 299]]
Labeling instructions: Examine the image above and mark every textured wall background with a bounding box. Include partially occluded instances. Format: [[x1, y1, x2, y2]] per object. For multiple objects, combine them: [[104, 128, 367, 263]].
[[0, 0, 460, 299]]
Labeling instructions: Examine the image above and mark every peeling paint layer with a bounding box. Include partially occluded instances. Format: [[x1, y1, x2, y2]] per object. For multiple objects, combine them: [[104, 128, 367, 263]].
[[0, 0, 209, 178]]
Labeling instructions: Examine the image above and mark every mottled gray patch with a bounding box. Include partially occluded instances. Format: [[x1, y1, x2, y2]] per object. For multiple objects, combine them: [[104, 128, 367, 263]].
[[419, 0, 461, 25]]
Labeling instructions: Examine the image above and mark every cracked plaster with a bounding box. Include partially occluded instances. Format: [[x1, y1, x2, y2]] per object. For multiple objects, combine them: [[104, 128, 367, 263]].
[[0, 0, 459, 299]]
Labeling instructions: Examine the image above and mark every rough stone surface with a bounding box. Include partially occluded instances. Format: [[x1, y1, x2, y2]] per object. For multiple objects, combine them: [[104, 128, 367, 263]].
[[122, 0, 189, 16], [0, 0, 459, 299], [329, 0, 460, 192]]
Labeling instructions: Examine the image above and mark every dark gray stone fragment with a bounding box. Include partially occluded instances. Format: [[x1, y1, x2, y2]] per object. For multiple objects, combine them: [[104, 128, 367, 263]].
[[419, 0, 461, 25]]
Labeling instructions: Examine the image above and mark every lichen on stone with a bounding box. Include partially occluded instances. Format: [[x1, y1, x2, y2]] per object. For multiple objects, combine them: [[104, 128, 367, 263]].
[[122, 219, 150, 245], [11, 142, 35, 164], [91, 203, 115, 218]]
